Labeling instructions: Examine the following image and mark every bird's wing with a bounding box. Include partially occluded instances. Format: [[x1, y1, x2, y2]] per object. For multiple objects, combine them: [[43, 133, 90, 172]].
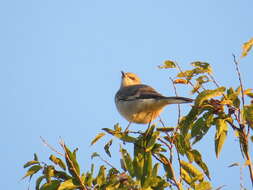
[[116, 84, 165, 101]]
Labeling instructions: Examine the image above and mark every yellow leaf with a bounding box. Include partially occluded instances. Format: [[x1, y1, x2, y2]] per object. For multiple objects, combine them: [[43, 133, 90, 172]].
[[241, 37, 253, 57], [158, 60, 176, 69], [173, 79, 188, 84], [220, 100, 233, 105]]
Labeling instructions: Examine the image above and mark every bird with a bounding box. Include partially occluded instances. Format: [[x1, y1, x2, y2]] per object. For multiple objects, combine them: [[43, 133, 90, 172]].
[[115, 71, 193, 127]]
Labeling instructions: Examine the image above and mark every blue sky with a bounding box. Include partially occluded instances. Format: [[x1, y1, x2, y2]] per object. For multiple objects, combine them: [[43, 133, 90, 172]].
[[1, 0, 253, 189]]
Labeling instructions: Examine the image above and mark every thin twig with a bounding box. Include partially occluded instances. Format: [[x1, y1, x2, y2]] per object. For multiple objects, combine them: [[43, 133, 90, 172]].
[[233, 54, 245, 125], [152, 153, 181, 190], [245, 150, 253, 187], [97, 155, 119, 172], [208, 73, 220, 88], [59, 140, 87, 190], [169, 77, 181, 124], [40, 136, 64, 156]]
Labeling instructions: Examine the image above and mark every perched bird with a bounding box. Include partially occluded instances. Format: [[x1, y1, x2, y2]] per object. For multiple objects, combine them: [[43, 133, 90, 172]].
[[115, 71, 193, 125]]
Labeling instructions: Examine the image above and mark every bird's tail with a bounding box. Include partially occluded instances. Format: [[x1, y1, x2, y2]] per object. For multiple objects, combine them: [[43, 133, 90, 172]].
[[164, 96, 194, 104]]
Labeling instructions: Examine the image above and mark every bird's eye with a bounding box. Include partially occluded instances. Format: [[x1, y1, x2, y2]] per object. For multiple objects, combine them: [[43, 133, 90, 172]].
[[129, 76, 135, 80]]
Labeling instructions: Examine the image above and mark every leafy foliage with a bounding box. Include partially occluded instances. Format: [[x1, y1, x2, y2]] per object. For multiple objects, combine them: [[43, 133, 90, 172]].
[[23, 40, 253, 189]]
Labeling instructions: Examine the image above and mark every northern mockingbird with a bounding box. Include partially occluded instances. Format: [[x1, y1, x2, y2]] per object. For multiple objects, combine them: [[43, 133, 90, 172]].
[[115, 71, 193, 125]]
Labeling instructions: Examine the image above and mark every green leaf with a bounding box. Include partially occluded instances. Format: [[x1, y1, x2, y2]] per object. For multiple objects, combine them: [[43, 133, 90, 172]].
[[158, 60, 177, 69], [58, 179, 79, 190], [180, 167, 192, 185], [241, 37, 253, 57], [195, 181, 212, 190], [120, 147, 134, 177], [190, 149, 211, 180], [49, 155, 66, 170], [157, 153, 173, 180], [195, 87, 226, 106], [152, 163, 159, 177], [177, 70, 195, 80], [40, 180, 61, 190], [90, 132, 105, 145], [54, 170, 71, 180], [44, 165, 55, 182], [143, 152, 153, 178], [244, 104, 253, 128], [146, 131, 160, 152], [191, 112, 214, 144], [238, 130, 248, 157], [226, 87, 240, 108], [22, 165, 42, 179], [116, 133, 137, 143], [156, 127, 174, 132], [191, 61, 212, 74], [133, 153, 144, 180], [64, 145, 80, 177], [96, 165, 106, 186], [215, 119, 228, 158], [104, 139, 113, 157], [180, 160, 203, 181], [34, 153, 39, 161], [35, 176, 45, 190], [91, 152, 100, 159], [179, 106, 201, 136], [23, 160, 40, 168]]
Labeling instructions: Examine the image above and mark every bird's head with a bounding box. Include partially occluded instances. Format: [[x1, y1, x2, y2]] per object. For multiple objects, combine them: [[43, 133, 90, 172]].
[[120, 71, 141, 87]]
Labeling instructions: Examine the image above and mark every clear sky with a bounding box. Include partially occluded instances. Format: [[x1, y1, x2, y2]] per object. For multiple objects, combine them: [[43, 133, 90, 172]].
[[1, 0, 253, 189]]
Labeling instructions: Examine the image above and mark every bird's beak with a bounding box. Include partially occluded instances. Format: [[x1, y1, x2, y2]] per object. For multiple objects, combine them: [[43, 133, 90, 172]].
[[121, 71, 126, 78]]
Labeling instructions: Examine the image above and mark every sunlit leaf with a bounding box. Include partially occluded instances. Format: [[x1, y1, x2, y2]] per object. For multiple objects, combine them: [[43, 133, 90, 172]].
[[152, 163, 159, 177], [146, 131, 160, 152], [191, 111, 214, 144], [96, 165, 106, 186], [215, 119, 228, 158], [64, 145, 80, 177], [190, 149, 210, 180], [180, 160, 203, 181], [58, 179, 79, 190], [158, 60, 177, 69], [226, 87, 240, 108], [195, 181, 212, 190], [44, 165, 55, 182], [133, 153, 144, 180], [173, 79, 188, 84], [54, 170, 71, 180], [181, 167, 192, 185], [120, 147, 134, 177], [143, 152, 153, 179], [40, 180, 61, 190], [238, 130, 248, 157], [191, 61, 212, 74], [195, 87, 226, 106], [90, 132, 105, 145], [157, 153, 173, 180], [35, 176, 45, 190], [22, 165, 42, 179], [241, 37, 253, 57], [23, 160, 40, 168], [244, 104, 253, 128], [156, 127, 175, 132], [104, 139, 113, 157], [49, 155, 66, 170], [177, 70, 195, 80], [179, 106, 200, 136]]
